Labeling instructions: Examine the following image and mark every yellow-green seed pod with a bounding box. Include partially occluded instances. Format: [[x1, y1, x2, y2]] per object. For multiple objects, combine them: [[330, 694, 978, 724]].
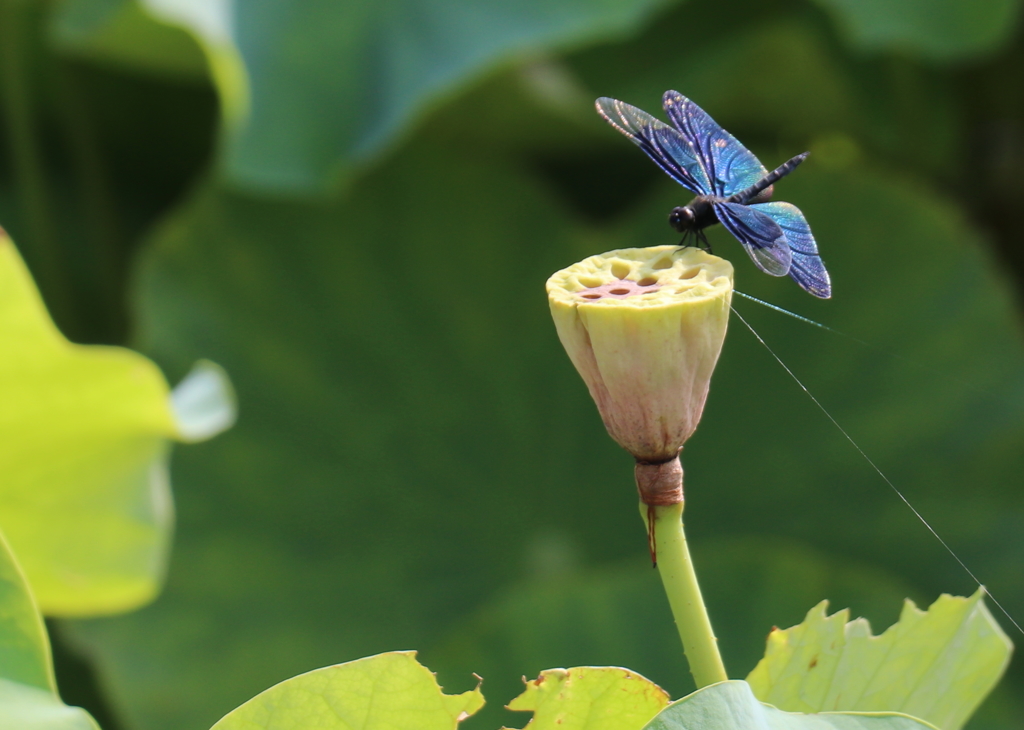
[[547, 246, 733, 466]]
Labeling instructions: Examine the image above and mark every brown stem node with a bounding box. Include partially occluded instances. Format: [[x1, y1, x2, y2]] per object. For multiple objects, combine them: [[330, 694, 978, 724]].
[[635, 455, 684, 506]]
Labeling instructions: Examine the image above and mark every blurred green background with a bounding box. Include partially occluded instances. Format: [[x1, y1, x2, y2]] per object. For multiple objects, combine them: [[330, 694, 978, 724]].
[[1, 0, 1023, 728]]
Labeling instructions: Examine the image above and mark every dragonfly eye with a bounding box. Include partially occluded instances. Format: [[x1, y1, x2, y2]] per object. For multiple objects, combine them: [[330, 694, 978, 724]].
[[669, 207, 695, 232]]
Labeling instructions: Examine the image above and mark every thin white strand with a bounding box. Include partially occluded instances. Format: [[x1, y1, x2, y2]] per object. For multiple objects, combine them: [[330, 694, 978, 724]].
[[731, 304, 1024, 637]]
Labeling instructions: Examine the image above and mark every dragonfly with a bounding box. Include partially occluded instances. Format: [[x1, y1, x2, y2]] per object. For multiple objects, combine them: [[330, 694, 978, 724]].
[[596, 91, 831, 299]]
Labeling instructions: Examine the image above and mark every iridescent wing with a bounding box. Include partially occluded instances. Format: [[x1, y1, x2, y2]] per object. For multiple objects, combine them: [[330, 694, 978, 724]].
[[750, 202, 831, 298], [662, 91, 767, 197], [596, 97, 712, 195], [714, 202, 792, 276]]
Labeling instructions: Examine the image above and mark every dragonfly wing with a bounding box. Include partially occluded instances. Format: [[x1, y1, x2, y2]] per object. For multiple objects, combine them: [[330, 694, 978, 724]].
[[662, 91, 767, 197], [596, 97, 712, 195], [750, 202, 831, 298], [715, 202, 792, 276]]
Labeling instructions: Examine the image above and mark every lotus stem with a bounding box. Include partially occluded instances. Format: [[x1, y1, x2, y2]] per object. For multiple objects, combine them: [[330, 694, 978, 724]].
[[640, 500, 727, 688]]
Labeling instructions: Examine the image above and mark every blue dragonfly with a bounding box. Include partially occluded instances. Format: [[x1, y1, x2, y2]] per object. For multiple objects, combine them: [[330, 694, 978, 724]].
[[596, 91, 831, 299]]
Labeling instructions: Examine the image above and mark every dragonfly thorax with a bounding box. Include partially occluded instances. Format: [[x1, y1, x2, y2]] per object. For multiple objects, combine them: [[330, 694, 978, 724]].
[[669, 196, 720, 234]]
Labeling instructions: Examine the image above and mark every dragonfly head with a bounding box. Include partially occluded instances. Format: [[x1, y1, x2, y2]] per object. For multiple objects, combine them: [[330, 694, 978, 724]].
[[668, 206, 695, 233]]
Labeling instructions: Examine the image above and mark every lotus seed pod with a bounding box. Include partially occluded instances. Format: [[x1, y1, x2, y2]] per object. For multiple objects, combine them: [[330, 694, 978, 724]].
[[547, 246, 733, 479]]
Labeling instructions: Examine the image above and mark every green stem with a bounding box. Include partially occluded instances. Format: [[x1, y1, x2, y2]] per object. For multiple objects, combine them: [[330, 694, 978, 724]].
[[0, 0, 76, 331], [640, 501, 727, 687]]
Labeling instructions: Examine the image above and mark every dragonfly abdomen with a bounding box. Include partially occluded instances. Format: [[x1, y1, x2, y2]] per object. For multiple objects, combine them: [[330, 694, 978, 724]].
[[727, 152, 809, 205]]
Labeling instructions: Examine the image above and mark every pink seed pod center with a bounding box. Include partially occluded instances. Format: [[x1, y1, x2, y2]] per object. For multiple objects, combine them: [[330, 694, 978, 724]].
[[578, 278, 662, 300]]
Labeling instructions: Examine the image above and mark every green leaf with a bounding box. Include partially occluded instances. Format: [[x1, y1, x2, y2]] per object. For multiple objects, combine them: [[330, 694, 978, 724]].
[[0, 681, 99, 730], [210, 651, 483, 730], [0, 531, 53, 693], [0, 234, 234, 616], [50, 0, 210, 81], [746, 589, 1012, 730], [0, 529, 99, 729], [810, 0, 1021, 60], [645, 681, 936, 730], [50, 0, 674, 193], [503, 667, 668, 730]]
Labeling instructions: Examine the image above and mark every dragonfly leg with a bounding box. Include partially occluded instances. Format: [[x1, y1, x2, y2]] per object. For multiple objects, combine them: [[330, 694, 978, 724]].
[[696, 229, 714, 254]]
